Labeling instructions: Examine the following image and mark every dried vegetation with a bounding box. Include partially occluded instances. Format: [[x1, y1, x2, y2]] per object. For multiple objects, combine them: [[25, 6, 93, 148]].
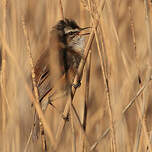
[[1, 0, 152, 152]]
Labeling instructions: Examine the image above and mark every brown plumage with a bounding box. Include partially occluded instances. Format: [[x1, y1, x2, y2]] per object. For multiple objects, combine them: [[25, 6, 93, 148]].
[[32, 19, 89, 140]]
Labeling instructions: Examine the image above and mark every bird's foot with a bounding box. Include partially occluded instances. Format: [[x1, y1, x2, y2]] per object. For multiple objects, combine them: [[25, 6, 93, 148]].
[[62, 114, 69, 121], [72, 80, 81, 89]]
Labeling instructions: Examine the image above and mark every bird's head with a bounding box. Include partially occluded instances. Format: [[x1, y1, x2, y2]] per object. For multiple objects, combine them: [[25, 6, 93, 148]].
[[54, 18, 90, 53]]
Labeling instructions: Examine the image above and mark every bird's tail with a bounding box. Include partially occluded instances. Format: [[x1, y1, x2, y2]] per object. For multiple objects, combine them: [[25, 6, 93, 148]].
[[32, 98, 49, 142]]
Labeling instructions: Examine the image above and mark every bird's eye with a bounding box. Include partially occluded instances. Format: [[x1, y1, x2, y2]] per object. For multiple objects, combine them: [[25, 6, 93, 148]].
[[68, 31, 73, 35]]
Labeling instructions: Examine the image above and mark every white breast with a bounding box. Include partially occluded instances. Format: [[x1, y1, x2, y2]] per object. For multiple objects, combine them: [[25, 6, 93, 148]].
[[69, 35, 85, 55]]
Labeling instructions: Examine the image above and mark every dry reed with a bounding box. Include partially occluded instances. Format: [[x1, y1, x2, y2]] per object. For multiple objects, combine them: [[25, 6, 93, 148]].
[[1, 0, 152, 152]]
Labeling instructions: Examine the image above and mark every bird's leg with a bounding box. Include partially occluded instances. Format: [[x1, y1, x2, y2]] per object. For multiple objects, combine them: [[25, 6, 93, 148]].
[[48, 92, 69, 121], [32, 98, 49, 142]]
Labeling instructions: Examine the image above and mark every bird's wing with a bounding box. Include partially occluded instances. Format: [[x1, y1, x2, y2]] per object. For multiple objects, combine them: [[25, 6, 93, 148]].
[[34, 49, 52, 101], [34, 29, 66, 102]]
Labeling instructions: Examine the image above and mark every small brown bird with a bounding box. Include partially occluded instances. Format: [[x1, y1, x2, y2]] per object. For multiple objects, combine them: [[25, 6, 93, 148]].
[[33, 18, 90, 140]]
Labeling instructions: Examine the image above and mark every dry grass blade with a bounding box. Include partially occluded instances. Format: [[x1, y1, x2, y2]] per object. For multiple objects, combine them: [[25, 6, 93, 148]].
[[89, 128, 110, 152], [1, 0, 7, 137], [22, 17, 47, 152], [89, 75, 152, 151], [123, 77, 152, 114], [128, 4, 146, 152], [24, 119, 35, 152], [144, 0, 152, 52], [123, 79, 152, 151], [73, 0, 105, 94], [22, 18, 56, 151], [133, 95, 152, 152], [71, 103, 91, 150], [94, 24, 116, 152], [0, 32, 56, 150], [55, 0, 105, 148], [59, 0, 64, 20], [82, 51, 91, 151], [55, 19, 96, 147], [72, 27, 95, 95], [147, 0, 152, 30], [69, 94, 76, 152], [1, 0, 152, 151], [86, 0, 116, 151], [55, 93, 71, 142]]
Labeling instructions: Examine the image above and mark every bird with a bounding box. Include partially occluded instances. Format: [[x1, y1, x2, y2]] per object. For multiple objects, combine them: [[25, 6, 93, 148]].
[[32, 18, 90, 140]]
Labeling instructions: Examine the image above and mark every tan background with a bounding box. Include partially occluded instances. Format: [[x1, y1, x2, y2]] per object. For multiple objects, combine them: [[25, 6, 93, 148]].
[[0, 0, 152, 151]]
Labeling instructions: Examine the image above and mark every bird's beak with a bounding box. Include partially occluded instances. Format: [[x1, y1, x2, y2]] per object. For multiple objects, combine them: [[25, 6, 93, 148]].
[[80, 27, 92, 31], [79, 27, 91, 36]]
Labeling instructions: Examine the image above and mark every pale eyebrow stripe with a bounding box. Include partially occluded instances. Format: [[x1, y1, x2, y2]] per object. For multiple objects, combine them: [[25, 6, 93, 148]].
[[64, 28, 79, 34]]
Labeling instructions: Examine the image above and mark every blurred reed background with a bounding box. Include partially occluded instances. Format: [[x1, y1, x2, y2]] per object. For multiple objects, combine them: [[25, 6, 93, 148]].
[[1, 0, 152, 151]]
